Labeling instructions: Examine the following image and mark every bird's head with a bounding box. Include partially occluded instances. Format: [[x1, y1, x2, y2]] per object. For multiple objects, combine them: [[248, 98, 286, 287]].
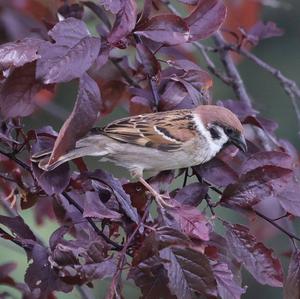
[[194, 105, 247, 155]]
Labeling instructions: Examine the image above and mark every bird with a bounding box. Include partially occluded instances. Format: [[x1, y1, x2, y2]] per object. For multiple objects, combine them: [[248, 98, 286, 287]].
[[31, 105, 247, 208]]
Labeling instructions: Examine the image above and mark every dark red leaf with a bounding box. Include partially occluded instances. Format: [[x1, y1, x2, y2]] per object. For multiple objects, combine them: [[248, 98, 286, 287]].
[[58, 3, 84, 20], [88, 169, 139, 224], [225, 223, 283, 287], [175, 69, 212, 105], [130, 95, 153, 115], [99, 0, 122, 14], [159, 80, 188, 111], [135, 15, 190, 45], [160, 247, 217, 298], [0, 38, 43, 71], [48, 17, 90, 47], [107, 0, 137, 44], [0, 263, 16, 280], [83, 1, 112, 31], [177, 0, 198, 4], [129, 256, 176, 299], [25, 244, 72, 297], [277, 178, 300, 217], [212, 262, 245, 299], [246, 21, 284, 45], [185, 0, 227, 41], [136, 43, 161, 77], [0, 62, 44, 119], [284, 250, 300, 299], [221, 166, 293, 210], [217, 99, 257, 120], [162, 205, 211, 241], [240, 151, 293, 175], [31, 127, 71, 195], [194, 157, 239, 188], [133, 226, 190, 266], [48, 73, 101, 165], [0, 215, 36, 241], [36, 37, 101, 84], [36, 18, 101, 84], [174, 182, 208, 206], [83, 191, 121, 220]]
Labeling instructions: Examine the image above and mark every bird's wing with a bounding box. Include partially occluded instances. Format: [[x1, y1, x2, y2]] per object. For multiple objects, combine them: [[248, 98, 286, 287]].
[[93, 109, 197, 151]]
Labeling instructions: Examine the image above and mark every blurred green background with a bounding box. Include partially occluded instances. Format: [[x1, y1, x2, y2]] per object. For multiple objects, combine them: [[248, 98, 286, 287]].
[[0, 0, 300, 298]]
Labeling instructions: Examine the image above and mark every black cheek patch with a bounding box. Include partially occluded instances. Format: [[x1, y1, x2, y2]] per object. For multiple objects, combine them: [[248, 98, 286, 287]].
[[209, 127, 221, 140]]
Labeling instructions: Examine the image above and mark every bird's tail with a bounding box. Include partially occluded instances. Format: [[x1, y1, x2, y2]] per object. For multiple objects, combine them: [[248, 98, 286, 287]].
[[31, 135, 109, 171]]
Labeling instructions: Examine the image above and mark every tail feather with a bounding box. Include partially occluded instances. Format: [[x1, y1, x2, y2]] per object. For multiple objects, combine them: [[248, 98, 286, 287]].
[[32, 135, 109, 171]]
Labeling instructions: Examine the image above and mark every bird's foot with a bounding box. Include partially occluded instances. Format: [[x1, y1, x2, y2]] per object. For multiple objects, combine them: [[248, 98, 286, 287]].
[[137, 176, 174, 208]]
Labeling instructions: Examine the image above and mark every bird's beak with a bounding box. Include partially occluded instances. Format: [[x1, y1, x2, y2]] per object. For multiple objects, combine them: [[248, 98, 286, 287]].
[[230, 134, 247, 152]]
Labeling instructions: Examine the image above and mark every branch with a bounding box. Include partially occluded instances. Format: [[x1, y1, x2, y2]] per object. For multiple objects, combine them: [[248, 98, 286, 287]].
[[0, 148, 125, 252], [62, 192, 124, 252], [212, 32, 252, 107], [107, 203, 150, 298], [162, 1, 252, 107], [227, 44, 300, 128], [255, 210, 300, 242]]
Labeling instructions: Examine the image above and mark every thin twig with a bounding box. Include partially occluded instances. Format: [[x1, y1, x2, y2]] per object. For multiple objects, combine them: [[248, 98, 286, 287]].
[[255, 210, 300, 242], [62, 192, 124, 252], [110, 58, 140, 88], [213, 31, 252, 107], [107, 203, 150, 298]]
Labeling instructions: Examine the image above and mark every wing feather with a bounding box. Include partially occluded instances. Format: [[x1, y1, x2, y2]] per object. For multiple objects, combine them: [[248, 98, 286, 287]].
[[92, 110, 197, 151]]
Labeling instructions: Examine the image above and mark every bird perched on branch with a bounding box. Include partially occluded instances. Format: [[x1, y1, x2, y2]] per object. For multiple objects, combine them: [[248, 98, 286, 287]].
[[31, 105, 247, 208]]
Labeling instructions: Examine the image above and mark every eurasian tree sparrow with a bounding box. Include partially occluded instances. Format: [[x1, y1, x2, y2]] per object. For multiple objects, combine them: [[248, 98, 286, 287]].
[[32, 105, 247, 208]]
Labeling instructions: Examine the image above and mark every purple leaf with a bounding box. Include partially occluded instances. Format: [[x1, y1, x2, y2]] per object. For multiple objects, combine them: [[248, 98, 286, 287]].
[[48, 73, 101, 165], [31, 127, 71, 195], [129, 256, 176, 299], [83, 1, 112, 31], [57, 3, 84, 20], [159, 80, 188, 111], [48, 17, 90, 47], [107, 0, 137, 44], [36, 37, 101, 84], [240, 151, 293, 175], [89, 169, 139, 224], [175, 69, 212, 105], [212, 262, 245, 299], [133, 226, 190, 266], [194, 158, 239, 188], [0, 215, 36, 241], [225, 223, 284, 287], [99, 0, 122, 14], [0, 62, 44, 119], [163, 205, 211, 241], [160, 247, 217, 298], [284, 250, 300, 299], [25, 244, 72, 297], [136, 43, 161, 77], [217, 99, 257, 120], [83, 191, 121, 220], [177, 0, 199, 4], [36, 18, 101, 84], [174, 182, 208, 206], [0, 38, 43, 71], [277, 178, 300, 217], [246, 21, 284, 45], [135, 15, 190, 45], [221, 166, 293, 210], [185, 0, 226, 41]]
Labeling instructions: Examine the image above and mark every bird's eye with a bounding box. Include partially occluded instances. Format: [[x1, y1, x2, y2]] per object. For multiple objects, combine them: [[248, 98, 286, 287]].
[[225, 127, 234, 136], [209, 127, 220, 139]]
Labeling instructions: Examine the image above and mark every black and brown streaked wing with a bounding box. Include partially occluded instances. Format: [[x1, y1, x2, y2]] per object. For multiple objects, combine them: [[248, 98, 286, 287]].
[[92, 109, 197, 151]]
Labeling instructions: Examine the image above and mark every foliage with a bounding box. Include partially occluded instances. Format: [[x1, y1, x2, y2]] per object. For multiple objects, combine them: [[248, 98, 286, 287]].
[[0, 1, 299, 299]]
